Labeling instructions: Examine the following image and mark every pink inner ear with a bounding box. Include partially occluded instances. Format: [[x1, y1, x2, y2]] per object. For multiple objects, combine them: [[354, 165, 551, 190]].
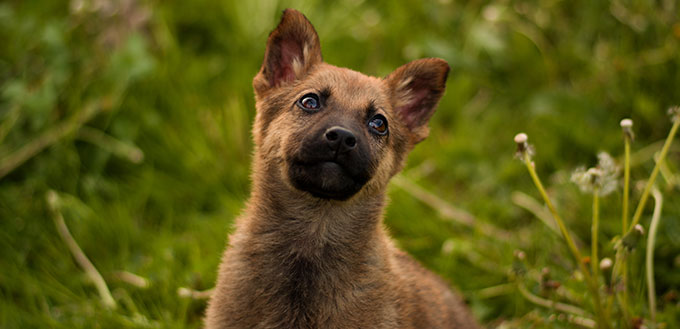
[[399, 83, 434, 130], [271, 38, 302, 87]]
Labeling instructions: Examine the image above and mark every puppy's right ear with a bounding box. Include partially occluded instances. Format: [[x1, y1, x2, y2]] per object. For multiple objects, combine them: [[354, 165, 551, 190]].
[[253, 9, 323, 95]]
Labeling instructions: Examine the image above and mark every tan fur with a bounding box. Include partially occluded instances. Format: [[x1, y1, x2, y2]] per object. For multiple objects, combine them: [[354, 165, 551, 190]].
[[205, 9, 480, 329]]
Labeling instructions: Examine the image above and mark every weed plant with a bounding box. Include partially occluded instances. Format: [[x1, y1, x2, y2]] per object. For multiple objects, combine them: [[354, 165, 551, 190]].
[[513, 107, 680, 328]]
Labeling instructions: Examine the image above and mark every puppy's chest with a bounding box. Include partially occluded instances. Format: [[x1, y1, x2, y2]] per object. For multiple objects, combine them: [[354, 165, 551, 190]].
[[237, 246, 396, 328]]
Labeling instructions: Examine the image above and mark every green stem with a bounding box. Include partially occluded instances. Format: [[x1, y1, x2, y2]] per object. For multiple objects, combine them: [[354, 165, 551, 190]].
[[622, 137, 631, 314], [622, 138, 631, 236], [612, 248, 632, 326], [522, 152, 608, 328], [591, 188, 600, 283], [628, 118, 679, 232]]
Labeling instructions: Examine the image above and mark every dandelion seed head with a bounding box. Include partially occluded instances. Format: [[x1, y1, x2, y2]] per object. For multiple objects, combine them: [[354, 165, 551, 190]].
[[586, 168, 603, 183], [570, 152, 619, 195], [597, 152, 620, 195], [571, 166, 593, 193]]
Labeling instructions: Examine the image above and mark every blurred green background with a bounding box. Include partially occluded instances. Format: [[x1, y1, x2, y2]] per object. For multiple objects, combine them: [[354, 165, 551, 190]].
[[1, 0, 679, 328]]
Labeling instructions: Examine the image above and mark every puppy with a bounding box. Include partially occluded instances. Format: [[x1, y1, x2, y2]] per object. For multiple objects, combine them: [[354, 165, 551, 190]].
[[205, 9, 480, 329]]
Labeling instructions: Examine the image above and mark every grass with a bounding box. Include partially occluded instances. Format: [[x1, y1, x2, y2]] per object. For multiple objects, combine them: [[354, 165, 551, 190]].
[[1, 0, 679, 328]]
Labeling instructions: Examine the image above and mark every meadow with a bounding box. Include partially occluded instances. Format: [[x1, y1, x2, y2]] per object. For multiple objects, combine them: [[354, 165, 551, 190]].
[[1, 0, 679, 328]]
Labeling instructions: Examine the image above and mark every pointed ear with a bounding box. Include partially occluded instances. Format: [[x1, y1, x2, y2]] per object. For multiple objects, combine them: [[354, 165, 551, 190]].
[[253, 9, 323, 95], [385, 58, 449, 144]]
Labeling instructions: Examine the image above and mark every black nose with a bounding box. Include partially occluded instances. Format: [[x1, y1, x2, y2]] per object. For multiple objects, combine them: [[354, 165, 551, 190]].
[[325, 126, 357, 153]]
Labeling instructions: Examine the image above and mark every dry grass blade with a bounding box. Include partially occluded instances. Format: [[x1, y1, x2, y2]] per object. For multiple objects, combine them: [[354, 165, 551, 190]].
[[517, 282, 591, 319], [46, 190, 117, 309], [178, 287, 214, 299], [646, 186, 663, 324], [112, 271, 150, 289], [77, 127, 144, 164]]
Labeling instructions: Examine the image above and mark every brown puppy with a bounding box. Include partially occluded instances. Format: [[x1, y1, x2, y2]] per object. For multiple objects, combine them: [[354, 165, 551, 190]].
[[205, 9, 480, 329]]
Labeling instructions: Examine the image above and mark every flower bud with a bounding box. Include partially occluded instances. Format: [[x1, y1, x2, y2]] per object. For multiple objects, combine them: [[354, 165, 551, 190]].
[[634, 224, 645, 235], [599, 258, 613, 271], [514, 133, 528, 144], [620, 118, 633, 128], [514, 132, 530, 158], [620, 118, 635, 141]]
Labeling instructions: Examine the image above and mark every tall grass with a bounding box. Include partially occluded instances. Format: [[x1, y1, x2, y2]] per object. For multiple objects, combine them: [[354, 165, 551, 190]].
[[1, 1, 679, 327]]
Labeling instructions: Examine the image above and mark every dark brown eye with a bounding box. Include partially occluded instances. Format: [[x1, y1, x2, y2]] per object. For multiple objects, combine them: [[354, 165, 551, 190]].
[[368, 114, 388, 135], [297, 93, 320, 112]]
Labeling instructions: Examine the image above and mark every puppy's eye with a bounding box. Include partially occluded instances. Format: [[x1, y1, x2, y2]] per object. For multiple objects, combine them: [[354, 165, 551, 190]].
[[297, 93, 320, 112], [368, 114, 388, 135]]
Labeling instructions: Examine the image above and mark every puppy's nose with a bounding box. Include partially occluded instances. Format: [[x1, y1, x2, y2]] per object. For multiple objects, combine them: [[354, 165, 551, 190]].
[[325, 126, 356, 153]]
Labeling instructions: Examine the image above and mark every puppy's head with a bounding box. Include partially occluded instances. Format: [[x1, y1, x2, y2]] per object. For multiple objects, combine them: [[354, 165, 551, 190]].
[[252, 9, 449, 201]]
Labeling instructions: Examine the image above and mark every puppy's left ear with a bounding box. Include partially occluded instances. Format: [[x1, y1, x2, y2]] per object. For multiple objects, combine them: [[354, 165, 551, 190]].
[[253, 9, 323, 96], [385, 58, 449, 144]]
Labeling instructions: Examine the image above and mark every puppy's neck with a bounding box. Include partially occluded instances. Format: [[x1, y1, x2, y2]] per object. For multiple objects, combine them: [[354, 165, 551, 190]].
[[241, 160, 388, 256]]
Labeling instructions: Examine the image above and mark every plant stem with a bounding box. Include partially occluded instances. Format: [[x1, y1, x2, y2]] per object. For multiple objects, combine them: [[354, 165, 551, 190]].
[[612, 114, 678, 325], [628, 118, 679, 232], [77, 126, 144, 163], [521, 152, 608, 328], [612, 247, 632, 326], [591, 188, 600, 283], [46, 191, 117, 309], [522, 153, 583, 275], [622, 136, 631, 314], [622, 136, 631, 236], [646, 187, 663, 326]]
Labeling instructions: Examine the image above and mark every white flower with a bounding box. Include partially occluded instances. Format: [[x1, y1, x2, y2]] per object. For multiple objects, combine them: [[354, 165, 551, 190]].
[[570, 152, 619, 195]]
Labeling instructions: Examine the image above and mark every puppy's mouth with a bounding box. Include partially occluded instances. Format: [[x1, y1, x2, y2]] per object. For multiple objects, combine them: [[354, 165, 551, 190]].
[[287, 158, 371, 201]]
